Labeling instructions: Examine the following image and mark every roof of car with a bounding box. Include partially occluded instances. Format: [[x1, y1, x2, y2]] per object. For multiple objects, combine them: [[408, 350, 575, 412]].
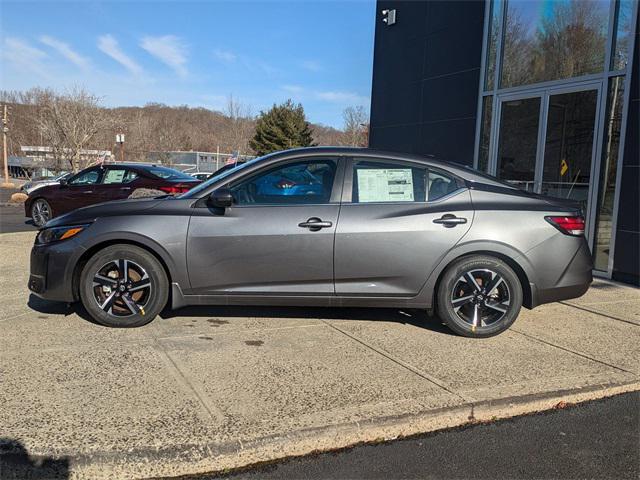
[[264, 147, 514, 188]]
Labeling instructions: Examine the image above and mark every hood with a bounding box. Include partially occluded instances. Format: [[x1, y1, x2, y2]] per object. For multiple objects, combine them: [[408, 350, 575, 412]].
[[45, 196, 168, 228]]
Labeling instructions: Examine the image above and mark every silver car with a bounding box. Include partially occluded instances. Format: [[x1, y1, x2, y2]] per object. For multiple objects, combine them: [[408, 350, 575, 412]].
[[21, 172, 71, 195], [28, 147, 592, 337]]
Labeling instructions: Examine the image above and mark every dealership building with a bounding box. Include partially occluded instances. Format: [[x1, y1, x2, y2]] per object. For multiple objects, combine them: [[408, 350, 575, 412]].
[[369, 0, 639, 285]]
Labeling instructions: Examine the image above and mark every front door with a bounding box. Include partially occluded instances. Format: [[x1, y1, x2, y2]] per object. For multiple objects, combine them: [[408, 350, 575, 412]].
[[186, 157, 342, 295], [492, 84, 601, 248], [60, 166, 104, 212]]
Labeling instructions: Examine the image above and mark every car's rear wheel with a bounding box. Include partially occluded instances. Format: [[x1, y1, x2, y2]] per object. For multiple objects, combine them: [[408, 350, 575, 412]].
[[31, 198, 52, 227], [79, 245, 168, 328], [436, 255, 522, 338]]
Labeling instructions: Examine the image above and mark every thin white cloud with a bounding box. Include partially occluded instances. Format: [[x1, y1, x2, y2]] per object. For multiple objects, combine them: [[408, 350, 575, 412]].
[[301, 60, 321, 72], [1, 37, 50, 78], [141, 35, 188, 77], [282, 84, 304, 94], [315, 90, 369, 104], [98, 34, 142, 76], [213, 48, 237, 63], [39, 35, 90, 70]]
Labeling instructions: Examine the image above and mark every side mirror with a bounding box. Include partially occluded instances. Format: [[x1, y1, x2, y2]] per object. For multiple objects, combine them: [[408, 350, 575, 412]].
[[59, 178, 68, 186], [208, 188, 233, 208]]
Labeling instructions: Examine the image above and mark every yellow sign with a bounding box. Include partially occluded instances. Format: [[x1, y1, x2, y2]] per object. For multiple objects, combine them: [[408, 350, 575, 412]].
[[560, 159, 568, 176]]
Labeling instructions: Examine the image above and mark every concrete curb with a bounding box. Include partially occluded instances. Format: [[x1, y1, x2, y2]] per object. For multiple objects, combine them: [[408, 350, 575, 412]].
[[23, 379, 639, 479]]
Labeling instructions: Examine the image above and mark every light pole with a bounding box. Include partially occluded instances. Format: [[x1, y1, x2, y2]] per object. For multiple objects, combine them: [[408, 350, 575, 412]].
[[116, 133, 125, 163], [1, 104, 15, 188]]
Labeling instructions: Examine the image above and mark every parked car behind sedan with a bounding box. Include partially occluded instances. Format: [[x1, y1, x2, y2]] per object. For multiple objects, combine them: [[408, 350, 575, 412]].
[[21, 172, 72, 195], [191, 172, 213, 181], [25, 163, 200, 226], [28, 147, 592, 337]]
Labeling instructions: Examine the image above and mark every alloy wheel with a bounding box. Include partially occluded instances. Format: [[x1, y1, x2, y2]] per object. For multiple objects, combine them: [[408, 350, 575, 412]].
[[450, 268, 511, 329], [32, 200, 51, 226], [92, 259, 152, 316]]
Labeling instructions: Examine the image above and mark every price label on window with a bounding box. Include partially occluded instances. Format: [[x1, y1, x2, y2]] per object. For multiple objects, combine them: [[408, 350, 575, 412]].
[[357, 168, 414, 202]]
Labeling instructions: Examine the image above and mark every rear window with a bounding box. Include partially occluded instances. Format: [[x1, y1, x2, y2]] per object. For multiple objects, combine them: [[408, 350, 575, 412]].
[[145, 166, 195, 181]]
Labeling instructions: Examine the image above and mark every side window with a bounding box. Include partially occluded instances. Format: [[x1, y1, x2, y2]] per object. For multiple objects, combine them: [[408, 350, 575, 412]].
[[352, 159, 460, 203], [68, 168, 101, 185], [427, 170, 458, 201], [231, 159, 337, 205], [102, 168, 138, 184], [352, 160, 428, 203]]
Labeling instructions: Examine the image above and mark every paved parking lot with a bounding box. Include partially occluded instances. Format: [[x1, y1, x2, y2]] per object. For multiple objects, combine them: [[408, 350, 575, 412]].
[[0, 230, 638, 479]]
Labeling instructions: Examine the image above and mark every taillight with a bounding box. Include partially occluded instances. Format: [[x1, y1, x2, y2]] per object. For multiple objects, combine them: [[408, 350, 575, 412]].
[[545, 216, 585, 236], [159, 184, 193, 195]]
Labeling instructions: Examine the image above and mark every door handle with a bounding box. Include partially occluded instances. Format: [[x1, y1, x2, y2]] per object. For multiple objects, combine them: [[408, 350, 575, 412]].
[[84, 190, 93, 194], [119, 187, 132, 191], [298, 217, 333, 231], [433, 214, 467, 228]]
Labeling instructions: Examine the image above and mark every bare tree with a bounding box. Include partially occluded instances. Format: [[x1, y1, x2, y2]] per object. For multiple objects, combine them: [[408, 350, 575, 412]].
[[342, 106, 369, 147], [223, 95, 254, 154], [38, 87, 117, 171]]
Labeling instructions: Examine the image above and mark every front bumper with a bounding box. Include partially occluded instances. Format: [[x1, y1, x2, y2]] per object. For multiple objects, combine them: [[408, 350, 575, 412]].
[[28, 238, 85, 303]]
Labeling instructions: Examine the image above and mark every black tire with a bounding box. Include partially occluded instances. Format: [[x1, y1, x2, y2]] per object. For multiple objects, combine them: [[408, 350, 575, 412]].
[[31, 198, 53, 227], [79, 244, 168, 328], [436, 255, 522, 338]]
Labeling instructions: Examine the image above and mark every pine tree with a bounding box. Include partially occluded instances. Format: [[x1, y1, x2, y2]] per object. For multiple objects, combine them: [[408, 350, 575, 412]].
[[249, 99, 316, 155]]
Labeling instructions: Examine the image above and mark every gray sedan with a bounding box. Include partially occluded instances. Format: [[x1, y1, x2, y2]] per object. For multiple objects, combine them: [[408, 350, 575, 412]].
[[28, 147, 592, 337]]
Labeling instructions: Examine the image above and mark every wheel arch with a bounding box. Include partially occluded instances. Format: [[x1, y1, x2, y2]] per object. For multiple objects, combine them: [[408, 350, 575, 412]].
[[28, 196, 47, 216], [72, 239, 173, 304], [419, 242, 536, 311]]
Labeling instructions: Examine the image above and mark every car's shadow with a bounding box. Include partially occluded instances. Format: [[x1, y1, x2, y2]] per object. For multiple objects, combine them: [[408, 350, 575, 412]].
[[27, 294, 453, 335], [160, 304, 453, 335]]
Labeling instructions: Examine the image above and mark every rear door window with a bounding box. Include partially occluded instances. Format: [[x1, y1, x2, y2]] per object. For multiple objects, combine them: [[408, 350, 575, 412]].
[[351, 159, 459, 203], [102, 168, 138, 184]]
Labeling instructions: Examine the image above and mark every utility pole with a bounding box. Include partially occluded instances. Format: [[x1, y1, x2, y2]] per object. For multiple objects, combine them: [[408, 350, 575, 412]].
[[2, 104, 14, 188]]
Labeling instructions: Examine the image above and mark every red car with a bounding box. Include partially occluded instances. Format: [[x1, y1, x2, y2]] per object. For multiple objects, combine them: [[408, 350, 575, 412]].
[[25, 163, 200, 227]]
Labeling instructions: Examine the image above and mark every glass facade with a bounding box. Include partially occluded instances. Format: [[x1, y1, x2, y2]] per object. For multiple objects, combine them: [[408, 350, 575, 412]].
[[501, 0, 610, 88], [478, 96, 493, 172], [475, 0, 637, 277], [593, 76, 625, 270], [611, 0, 635, 70]]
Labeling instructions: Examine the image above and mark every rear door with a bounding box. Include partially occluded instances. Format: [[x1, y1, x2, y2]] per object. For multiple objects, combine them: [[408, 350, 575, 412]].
[[187, 156, 344, 295], [334, 157, 473, 296], [97, 166, 140, 202]]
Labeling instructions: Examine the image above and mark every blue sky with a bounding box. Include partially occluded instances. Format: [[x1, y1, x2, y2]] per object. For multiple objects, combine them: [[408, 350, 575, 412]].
[[1, 0, 375, 128]]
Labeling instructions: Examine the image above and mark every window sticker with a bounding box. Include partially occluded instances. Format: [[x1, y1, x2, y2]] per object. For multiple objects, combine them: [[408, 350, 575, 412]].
[[357, 168, 414, 202], [103, 169, 126, 184]]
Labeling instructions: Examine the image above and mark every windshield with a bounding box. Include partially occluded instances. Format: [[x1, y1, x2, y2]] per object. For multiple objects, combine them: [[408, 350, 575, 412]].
[[179, 156, 264, 198], [146, 166, 196, 181]]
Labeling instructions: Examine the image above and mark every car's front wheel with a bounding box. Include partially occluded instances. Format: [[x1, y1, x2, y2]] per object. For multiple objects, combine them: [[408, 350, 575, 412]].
[[79, 244, 168, 327], [436, 255, 522, 338], [31, 198, 52, 227]]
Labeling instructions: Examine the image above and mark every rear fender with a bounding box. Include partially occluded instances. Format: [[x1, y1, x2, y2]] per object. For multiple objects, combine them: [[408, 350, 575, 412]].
[[415, 240, 537, 309]]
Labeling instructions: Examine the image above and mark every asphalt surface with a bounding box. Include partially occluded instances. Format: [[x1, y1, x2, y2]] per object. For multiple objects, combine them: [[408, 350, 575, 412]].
[[0, 204, 36, 233], [206, 392, 639, 480]]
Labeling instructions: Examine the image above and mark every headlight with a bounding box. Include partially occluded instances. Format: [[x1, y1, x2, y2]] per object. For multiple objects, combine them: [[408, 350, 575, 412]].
[[36, 224, 90, 245]]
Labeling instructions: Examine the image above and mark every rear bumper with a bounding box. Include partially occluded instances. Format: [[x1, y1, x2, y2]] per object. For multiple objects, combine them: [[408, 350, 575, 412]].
[[530, 239, 593, 308], [28, 239, 84, 303]]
